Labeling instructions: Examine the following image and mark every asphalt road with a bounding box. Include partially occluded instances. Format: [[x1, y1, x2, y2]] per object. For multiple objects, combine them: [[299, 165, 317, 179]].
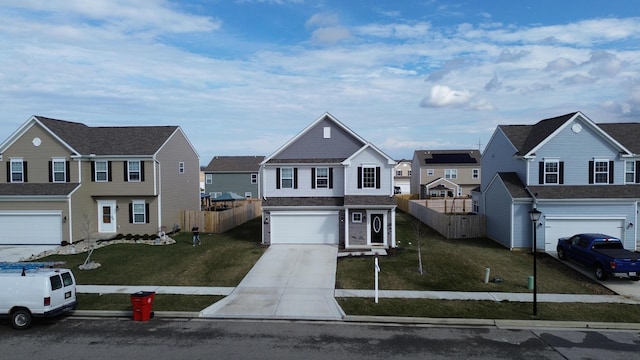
[[1, 316, 639, 360]]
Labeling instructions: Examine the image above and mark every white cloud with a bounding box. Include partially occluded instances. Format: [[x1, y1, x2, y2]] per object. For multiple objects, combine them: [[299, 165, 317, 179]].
[[585, 50, 625, 78], [310, 26, 353, 44], [544, 58, 578, 73], [420, 85, 473, 108]]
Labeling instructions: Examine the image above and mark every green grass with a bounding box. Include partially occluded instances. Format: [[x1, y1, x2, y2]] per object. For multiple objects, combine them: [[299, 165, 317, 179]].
[[76, 294, 222, 312]]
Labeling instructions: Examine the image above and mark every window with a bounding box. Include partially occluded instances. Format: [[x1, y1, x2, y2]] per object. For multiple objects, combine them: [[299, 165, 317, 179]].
[[52, 159, 66, 182], [94, 161, 108, 182], [179, 162, 185, 174], [49, 275, 62, 291], [131, 200, 146, 224], [323, 127, 331, 139], [408, 170, 412, 176], [396, 170, 403, 176], [544, 161, 559, 184], [281, 167, 294, 189], [244, 192, 252, 198], [61, 272, 74, 287], [445, 169, 457, 179], [128, 161, 141, 181], [427, 169, 434, 176], [10, 159, 24, 183], [205, 173, 212, 184], [362, 167, 376, 188], [594, 160, 609, 184], [251, 173, 258, 184], [352, 212, 362, 223], [315, 167, 329, 188], [626, 161, 635, 183], [472, 169, 479, 179]]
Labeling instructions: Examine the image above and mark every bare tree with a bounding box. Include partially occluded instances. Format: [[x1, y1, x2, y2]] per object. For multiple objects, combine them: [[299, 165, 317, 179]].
[[79, 211, 101, 270], [412, 216, 425, 275]]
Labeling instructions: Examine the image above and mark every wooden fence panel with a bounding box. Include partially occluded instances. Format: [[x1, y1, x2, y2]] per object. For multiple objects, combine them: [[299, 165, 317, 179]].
[[181, 201, 262, 234], [408, 200, 485, 239]]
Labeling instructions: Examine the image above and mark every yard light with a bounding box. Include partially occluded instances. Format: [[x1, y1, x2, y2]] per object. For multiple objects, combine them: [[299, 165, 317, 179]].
[[529, 207, 542, 316]]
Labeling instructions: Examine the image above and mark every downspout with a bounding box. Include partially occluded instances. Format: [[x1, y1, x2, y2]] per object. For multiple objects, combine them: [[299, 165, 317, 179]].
[[154, 158, 162, 230]]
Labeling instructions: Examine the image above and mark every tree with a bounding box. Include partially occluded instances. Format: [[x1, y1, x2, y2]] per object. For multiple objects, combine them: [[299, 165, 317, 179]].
[[412, 216, 425, 275], [78, 211, 101, 270]]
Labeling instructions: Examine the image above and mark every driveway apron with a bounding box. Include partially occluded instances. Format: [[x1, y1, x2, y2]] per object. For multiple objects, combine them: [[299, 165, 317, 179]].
[[200, 244, 344, 320]]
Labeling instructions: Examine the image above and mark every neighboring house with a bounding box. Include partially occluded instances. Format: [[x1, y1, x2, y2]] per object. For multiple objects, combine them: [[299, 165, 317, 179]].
[[203, 156, 264, 199], [393, 159, 411, 194], [260, 113, 397, 249], [478, 111, 640, 252], [410, 150, 481, 198], [0, 116, 200, 246]]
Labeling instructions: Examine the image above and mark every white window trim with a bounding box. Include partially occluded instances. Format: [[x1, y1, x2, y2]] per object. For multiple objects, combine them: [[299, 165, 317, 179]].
[[251, 173, 258, 184], [205, 173, 213, 184], [544, 160, 560, 184], [178, 162, 185, 174], [128, 160, 141, 182], [316, 167, 329, 188], [472, 168, 479, 179], [10, 159, 24, 183], [95, 160, 108, 182], [52, 158, 66, 183], [244, 192, 252, 198], [445, 169, 457, 179], [625, 160, 635, 184], [594, 159, 609, 184], [362, 165, 377, 189], [427, 169, 434, 176], [352, 212, 363, 223], [281, 167, 294, 189], [132, 200, 146, 224]]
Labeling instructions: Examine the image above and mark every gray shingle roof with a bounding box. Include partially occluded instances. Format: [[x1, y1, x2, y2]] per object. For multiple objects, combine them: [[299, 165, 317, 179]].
[[527, 185, 640, 199], [499, 112, 577, 156], [497, 172, 531, 199], [597, 123, 640, 154], [204, 155, 265, 172], [35, 116, 178, 156], [0, 183, 80, 196]]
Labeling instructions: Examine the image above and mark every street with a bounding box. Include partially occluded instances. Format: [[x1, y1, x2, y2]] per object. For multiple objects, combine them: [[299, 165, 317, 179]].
[[1, 316, 639, 359]]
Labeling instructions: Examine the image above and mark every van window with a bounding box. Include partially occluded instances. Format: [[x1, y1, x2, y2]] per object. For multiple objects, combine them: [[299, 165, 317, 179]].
[[61, 272, 74, 287], [50, 275, 62, 290]]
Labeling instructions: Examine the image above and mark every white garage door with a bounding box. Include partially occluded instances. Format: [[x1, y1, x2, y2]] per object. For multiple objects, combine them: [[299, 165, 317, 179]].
[[0, 212, 62, 245], [544, 218, 624, 252], [271, 212, 339, 244]]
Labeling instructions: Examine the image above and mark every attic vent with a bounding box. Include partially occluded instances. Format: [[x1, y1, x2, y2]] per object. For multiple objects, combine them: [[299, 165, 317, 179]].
[[323, 127, 331, 139]]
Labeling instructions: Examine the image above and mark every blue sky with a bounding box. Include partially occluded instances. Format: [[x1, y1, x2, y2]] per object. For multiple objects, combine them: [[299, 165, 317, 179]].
[[1, 1, 640, 164]]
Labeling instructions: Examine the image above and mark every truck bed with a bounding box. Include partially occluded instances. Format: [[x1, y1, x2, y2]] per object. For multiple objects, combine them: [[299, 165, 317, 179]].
[[595, 248, 640, 261]]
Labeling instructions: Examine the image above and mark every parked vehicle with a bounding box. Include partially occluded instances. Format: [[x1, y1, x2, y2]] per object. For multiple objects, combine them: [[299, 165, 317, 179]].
[[556, 233, 640, 281], [0, 263, 78, 329]]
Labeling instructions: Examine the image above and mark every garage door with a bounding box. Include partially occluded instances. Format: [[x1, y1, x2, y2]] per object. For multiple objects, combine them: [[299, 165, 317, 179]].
[[544, 218, 624, 252], [271, 212, 339, 244], [0, 212, 62, 245]]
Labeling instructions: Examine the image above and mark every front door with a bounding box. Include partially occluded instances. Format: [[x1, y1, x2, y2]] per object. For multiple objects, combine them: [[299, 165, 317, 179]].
[[370, 213, 384, 245], [98, 200, 117, 233]]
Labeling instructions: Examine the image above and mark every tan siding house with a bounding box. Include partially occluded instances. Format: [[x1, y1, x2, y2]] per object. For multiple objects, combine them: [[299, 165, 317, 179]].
[[0, 116, 199, 245], [410, 150, 481, 199]]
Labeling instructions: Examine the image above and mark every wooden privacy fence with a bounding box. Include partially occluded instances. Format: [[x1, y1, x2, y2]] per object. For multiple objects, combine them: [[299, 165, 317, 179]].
[[181, 200, 262, 233], [408, 199, 485, 239]]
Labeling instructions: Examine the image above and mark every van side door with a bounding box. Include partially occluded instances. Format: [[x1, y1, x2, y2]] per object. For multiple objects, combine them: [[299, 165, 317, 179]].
[[48, 274, 64, 310]]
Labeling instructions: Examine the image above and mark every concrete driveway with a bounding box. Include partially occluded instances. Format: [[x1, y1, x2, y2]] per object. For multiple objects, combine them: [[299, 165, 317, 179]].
[[200, 244, 344, 320], [0, 245, 57, 262]]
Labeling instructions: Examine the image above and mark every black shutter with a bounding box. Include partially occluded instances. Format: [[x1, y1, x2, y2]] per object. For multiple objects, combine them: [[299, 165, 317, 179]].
[[140, 161, 145, 182], [124, 162, 128, 182], [329, 168, 333, 189], [357, 167, 362, 188], [108, 161, 112, 182], [559, 162, 564, 184], [311, 168, 316, 189], [23, 162, 27, 182], [293, 168, 298, 189], [636, 161, 640, 183], [91, 161, 95, 182], [145, 203, 150, 223], [588, 161, 594, 184], [538, 162, 544, 184], [276, 168, 280, 189], [609, 161, 614, 184], [48, 161, 53, 182], [129, 203, 133, 223], [66, 161, 70, 182], [375, 167, 381, 189], [6, 162, 10, 183]]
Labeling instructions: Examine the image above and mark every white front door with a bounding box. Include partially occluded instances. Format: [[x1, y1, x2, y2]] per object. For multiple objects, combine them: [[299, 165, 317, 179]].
[[98, 200, 117, 233]]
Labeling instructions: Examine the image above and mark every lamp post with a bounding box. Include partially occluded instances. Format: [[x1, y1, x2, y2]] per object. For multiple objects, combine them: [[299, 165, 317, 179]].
[[529, 207, 542, 316]]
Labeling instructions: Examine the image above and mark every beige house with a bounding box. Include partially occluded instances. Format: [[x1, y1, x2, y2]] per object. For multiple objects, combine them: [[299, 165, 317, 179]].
[[410, 150, 481, 199], [0, 116, 200, 245], [393, 159, 412, 194]]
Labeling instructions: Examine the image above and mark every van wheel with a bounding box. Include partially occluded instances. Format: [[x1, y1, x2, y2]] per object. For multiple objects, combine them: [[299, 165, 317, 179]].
[[595, 264, 608, 281], [11, 309, 32, 330]]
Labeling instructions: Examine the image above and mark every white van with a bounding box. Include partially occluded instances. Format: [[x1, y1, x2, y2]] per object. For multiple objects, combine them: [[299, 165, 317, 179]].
[[0, 264, 78, 329]]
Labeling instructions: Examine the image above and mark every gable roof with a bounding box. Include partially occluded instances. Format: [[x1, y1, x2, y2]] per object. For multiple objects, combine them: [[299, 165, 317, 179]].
[[414, 149, 481, 166], [204, 155, 264, 172]]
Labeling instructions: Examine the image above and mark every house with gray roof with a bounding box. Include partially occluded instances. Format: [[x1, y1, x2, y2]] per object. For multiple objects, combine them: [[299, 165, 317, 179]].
[[410, 149, 481, 198], [0, 115, 200, 246], [203, 155, 264, 200], [260, 112, 397, 249], [478, 111, 640, 252]]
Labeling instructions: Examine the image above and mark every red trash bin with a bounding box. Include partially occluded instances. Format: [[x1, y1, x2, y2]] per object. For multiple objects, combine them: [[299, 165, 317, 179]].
[[130, 291, 155, 321]]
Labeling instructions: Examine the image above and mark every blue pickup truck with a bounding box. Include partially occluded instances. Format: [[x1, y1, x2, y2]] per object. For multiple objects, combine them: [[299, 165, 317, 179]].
[[556, 233, 640, 281]]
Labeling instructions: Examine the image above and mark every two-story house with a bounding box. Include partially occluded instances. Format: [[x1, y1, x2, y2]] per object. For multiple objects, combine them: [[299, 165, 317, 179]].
[[479, 111, 640, 252], [393, 159, 411, 194], [0, 116, 200, 246], [260, 113, 397, 249], [203, 156, 264, 200], [410, 150, 481, 198]]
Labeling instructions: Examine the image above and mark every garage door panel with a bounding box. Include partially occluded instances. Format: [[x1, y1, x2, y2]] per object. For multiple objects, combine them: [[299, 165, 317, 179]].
[[0, 213, 62, 245], [544, 219, 623, 252], [271, 212, 339, 245]]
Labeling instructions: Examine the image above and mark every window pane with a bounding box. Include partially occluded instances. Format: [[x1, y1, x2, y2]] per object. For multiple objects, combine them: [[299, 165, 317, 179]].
[[133, 202, 145, 223], [281, 168, 293, 188], [316, 168, 328, 188], [363, 167, 375, 188]]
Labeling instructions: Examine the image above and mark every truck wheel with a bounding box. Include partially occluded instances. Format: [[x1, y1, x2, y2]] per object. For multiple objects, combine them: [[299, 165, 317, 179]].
[[557, 247, 567, 260], [11, 309, 32, 330], [595, 265, 608, 281]]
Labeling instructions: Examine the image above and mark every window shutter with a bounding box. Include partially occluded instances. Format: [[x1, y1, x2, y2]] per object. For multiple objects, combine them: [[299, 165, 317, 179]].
[[129, 203, 133, 223], [636, 161, 640, 183], [329, 168, 334, 189], [357, 167, 362, 188], [124, 162, 128, 182], [66, 161, 70, 182], [91, 161, 95, 182], [276, 168, 280, 189], [293, 168, 298, 189], [609, 161, 614, 184], [48, 161, 53, 182], [145, 203, 150, 223], [538, 162, 544, 184], [23, 162, 27, 182], [559, 162, 564, 184], [376, 167, 381, 189], [6, 162, 9, 183], [140, 161, 145, 182], [311, 168, 316, 189], [108, 161, 112, 182], [588, 161, 594, 184]]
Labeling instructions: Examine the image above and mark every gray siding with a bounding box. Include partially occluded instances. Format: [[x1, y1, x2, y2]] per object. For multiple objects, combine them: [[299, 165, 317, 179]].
[[206, 173, 259, 198], [484, 176, 515, 248], [481, 130, 525, 192], [512, 202, 533, 249]]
